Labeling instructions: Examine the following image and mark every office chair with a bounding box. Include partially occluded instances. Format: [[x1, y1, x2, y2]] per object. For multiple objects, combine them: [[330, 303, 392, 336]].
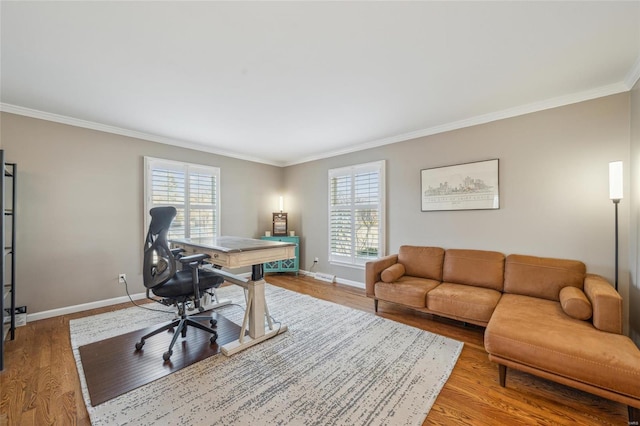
[[135, 206, 225, 361]]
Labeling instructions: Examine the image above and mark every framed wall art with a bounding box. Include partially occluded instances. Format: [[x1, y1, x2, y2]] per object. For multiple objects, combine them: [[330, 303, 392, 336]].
[[421, 159, 499, 212], [272, 212, 288, 236]]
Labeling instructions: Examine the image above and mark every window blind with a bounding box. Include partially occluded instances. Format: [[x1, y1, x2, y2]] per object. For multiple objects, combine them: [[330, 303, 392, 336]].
[[329, 161, 385, 266], [145, 158, 220, 239]]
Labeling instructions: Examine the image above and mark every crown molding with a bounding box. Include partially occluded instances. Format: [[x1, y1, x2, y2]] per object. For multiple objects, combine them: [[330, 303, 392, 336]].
[[1, 78, 631, 169], [284, 81, 630, 166], [0, 103, 284, 167], [624, 54, 640, 89]]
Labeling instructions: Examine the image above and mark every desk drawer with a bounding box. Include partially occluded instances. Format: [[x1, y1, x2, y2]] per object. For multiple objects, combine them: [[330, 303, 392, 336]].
[[172, 243, 231, 267]]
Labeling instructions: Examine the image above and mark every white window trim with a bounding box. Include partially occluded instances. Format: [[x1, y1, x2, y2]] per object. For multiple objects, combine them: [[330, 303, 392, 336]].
[[143, 156, 221, 239], [328, 160, 386, 268]]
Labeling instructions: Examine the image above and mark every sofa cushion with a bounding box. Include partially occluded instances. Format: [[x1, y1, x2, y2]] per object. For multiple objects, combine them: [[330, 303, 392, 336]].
[[374, 276, 440, 308], [504, 254, 586, 301], [398, 246, 444, 281], [381, 263, 405, 283], [559, 286, 592, 320], [427, 282, 502, 324], [443, 249, 505, 291], [485, 294, 640, 400]]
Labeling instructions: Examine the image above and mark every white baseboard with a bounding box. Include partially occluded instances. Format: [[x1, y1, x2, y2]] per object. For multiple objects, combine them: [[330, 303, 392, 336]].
[[27, 271, 252, 322], [336, 277, 365, 289], [27, 292, 148, 322], [299, 270, 365, 289], [27, 271, 363, 323]]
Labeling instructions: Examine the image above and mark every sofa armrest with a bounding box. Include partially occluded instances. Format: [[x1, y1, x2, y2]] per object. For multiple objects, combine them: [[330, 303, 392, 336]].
[[584, 274, 623, 334], [365, 254, 398, 298]]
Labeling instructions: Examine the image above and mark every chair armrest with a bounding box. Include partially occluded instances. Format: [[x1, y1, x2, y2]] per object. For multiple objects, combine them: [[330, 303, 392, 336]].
[[171, 248, 185, 257], [365, 254, 398, 298], [178, 253, 211, 264], [584, 273, 623, 334], [177, 253, 212, 310]]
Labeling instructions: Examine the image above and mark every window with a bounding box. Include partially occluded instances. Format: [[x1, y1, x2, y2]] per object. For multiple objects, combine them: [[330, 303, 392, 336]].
[[329, 160, 385, 267], [144, 157, 220, 240]]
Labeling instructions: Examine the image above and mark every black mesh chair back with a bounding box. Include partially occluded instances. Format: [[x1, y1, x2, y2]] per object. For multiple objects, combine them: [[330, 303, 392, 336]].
[[143, 206, 177, 289]]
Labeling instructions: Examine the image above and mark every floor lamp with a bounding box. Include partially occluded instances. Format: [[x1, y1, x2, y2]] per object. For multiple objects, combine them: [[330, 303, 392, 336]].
[[609, 161, 623, 291]]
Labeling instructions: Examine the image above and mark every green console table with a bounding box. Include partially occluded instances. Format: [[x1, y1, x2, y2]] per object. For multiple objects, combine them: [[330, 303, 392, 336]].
[[261, 235, 299, 275]]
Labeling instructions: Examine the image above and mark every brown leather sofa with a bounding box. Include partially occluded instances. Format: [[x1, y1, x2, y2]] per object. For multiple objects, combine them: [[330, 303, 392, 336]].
[[365, 245, 640, 421]]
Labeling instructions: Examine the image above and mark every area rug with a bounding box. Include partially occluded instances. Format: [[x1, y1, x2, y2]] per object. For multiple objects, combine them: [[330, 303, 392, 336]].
[[70, 284, 463, 426]]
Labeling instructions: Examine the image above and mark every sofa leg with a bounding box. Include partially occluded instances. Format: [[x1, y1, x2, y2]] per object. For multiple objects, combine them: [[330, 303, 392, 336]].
[[374, 299, 378, 312], [629, 406, 639, 424], [498, 364, 507, 387]]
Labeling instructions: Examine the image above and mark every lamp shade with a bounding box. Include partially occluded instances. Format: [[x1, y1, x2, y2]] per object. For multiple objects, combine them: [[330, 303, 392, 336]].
[[279, 196, 284, 212], [609, 161, 623, 200]]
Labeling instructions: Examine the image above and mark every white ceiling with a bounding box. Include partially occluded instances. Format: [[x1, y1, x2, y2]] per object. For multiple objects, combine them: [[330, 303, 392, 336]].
[[2, 2, 639, 167]]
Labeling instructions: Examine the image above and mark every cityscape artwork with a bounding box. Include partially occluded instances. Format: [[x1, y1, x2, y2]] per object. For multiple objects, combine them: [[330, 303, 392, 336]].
[[421, 159, 499, 211]]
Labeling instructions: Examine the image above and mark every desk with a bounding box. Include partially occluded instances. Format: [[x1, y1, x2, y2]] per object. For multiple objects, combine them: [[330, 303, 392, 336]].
[[170, 236, 295, 356]]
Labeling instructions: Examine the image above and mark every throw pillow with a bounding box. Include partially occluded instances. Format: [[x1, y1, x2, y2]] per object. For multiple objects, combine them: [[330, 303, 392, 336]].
[[559, 286, 593, 320], [381, 263, 405, 283]]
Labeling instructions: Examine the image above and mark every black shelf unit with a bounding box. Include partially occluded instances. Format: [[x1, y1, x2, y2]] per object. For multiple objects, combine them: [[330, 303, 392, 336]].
[[1, 150, 16, 371]]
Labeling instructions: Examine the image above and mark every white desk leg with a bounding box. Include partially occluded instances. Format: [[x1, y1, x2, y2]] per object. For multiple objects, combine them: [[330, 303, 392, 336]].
[[239, 290, 253, 344], [264, 298, 274, 330], [248, 279, 266, 339], [221, 278, 287, 356], [246, 285, 273, 330]]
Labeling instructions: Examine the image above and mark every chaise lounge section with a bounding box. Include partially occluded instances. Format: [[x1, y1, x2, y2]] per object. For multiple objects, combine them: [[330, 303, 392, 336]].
[[365, 245, 640, 421]]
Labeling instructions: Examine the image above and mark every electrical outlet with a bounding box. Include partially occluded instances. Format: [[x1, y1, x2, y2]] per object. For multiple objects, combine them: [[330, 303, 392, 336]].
[[314, 257, 319, 263], [118, 273, 126, 284]]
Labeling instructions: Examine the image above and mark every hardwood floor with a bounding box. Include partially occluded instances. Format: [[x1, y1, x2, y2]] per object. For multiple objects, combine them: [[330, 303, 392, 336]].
[[0, 274, 630, 425]]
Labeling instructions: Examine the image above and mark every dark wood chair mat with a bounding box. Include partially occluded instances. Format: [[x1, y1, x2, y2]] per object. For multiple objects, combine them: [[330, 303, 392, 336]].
[[78, 311, 241, 406]]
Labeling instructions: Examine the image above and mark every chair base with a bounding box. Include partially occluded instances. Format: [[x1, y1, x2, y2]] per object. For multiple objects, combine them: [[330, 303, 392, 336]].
[[135, 314, 218, 362]]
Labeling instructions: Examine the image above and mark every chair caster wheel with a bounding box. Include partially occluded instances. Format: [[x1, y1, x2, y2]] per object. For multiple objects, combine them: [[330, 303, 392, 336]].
[[135, 341, 144, 351], [210, 331, 218, 344], [210, 319, 217, 327], [163, 351, 172, 361]]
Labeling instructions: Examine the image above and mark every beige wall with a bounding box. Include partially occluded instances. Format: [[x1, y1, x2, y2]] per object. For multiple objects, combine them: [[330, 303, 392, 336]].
[[286, 93, 632, 332], [0, 113, 283, 313], [0, 92, 636, 337], [630, 79, 640, 346]]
